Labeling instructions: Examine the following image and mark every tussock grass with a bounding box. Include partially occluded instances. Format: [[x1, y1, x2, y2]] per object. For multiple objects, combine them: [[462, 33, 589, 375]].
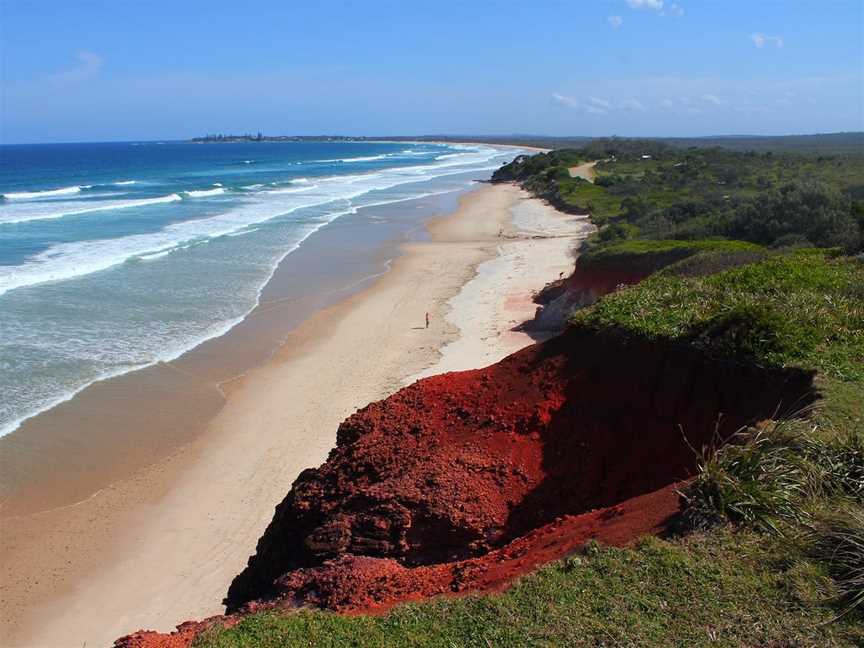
[[809, 509, 864, 617], [678, 421, 812, 534]]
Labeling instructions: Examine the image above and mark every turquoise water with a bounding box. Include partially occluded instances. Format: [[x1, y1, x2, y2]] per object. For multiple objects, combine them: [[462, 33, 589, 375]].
[[0, 141, 519, 436]]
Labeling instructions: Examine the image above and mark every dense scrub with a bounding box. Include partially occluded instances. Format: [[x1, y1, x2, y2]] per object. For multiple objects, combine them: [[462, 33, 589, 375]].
[[493, 140, 864, 251]]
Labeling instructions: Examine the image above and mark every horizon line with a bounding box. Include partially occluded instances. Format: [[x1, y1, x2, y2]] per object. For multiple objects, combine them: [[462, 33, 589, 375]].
[[2, 130, 863, 146]]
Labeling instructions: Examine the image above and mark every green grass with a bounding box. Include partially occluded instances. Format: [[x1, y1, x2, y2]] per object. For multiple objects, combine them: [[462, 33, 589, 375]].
[[571, 251, 864, 381], [195, 531, 862, 648], [555, 178, 623, 223], [809, 509, 864, 617], [578, 239, 763, 274]]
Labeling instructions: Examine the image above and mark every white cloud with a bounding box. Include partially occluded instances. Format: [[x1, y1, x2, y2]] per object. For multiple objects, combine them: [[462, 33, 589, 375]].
[[700, 93, 724, 106], [551, 92, 580, 109], [585, 105, 608, 115], [47, 50, 104, 86], [667, 2, 684, 16], [659, 98, 675, 108], [608, 15, 624, 29], [627, 0, 664, 10], [750, 33, 784, 48], [589, 96, 612, 109], [621, 98, 647, 112]]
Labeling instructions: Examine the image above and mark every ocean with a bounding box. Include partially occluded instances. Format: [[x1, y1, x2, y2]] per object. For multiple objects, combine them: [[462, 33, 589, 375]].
[[0, 140, 519, 438]]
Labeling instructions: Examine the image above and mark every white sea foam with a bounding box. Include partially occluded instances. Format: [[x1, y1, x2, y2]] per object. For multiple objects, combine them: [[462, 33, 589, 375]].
[[2, 185, 85, 200], [267, 185, 319, 195], [0, 193, 182, 225], [0, 143, 525, 437], [226, 227, 259, 237], [185, 187, 226, 198], [138, 249, 172, 261], [113, 180, 137, 186], [316, 154, 389, 163], [0, 145, 513, 294]]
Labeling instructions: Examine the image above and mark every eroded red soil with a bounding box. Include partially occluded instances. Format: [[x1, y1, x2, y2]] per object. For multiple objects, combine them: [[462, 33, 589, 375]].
[[117, 326, 814, 648]]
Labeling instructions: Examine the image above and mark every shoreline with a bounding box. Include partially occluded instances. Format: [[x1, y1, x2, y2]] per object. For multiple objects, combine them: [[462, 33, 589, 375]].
[[0, 143, 520, 446], [1, 183, 590, 647]]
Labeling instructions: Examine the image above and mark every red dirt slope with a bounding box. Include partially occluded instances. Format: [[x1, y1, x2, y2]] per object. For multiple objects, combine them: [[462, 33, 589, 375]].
[[118, 327, 814, 647], [225, 327, 814, 610]]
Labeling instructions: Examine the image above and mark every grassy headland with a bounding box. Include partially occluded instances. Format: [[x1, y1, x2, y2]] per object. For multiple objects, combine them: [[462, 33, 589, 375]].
[[196, 138, 863, 646]]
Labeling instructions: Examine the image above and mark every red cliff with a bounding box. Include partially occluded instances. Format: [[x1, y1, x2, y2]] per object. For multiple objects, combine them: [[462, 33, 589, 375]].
[[118, 327, 814, 647]]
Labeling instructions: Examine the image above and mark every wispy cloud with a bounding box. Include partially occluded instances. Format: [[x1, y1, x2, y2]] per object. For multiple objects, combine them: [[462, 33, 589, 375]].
[[551, 92, 580, 109], [608, 15, 624, 29], [624, 1, 683, 18], [552, 92, 651, 116], [589, 96, 612, 110], [750, 33, 784, 48], [621, 98, 647, 112], [626, 0, 664, 10], [700, 93, 724, 106], [47, 50, 104, 86]]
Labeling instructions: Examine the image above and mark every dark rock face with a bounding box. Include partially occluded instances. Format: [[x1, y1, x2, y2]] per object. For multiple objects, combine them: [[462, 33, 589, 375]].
[[224, 327, 816, 612]]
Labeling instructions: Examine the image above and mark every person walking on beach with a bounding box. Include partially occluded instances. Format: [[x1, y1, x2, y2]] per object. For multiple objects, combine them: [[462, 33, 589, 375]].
[[425, 312, 430, 329]]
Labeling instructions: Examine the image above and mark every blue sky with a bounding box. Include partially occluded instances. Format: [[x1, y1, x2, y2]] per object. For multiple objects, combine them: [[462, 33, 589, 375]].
[[1, 0, 862, 143]]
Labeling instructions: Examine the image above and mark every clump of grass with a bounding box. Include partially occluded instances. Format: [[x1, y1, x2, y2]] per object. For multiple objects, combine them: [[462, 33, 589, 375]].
[[803, 431, 864, 501], [809, 509, 864, 617], [678, 421, 811, 534]]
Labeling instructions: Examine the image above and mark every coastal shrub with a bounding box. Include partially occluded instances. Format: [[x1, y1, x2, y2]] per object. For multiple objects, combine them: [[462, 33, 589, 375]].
[[722, 183, 861, 252], [494, 143, 864, 252]]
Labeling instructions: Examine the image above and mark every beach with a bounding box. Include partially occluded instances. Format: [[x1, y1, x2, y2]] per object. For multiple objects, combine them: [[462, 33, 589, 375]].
[[0, 182, 591, 647]]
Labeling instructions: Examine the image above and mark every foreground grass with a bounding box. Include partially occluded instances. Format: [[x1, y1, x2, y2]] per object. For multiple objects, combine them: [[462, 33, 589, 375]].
[[196, 530, 862, 648]]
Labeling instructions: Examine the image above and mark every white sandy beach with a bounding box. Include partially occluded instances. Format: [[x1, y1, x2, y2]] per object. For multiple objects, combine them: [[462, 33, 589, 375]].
[[2, 183, 591, 647]]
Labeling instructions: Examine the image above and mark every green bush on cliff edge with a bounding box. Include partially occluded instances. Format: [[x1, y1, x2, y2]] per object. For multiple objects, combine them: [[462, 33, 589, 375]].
[[571, 250, 864, 380]]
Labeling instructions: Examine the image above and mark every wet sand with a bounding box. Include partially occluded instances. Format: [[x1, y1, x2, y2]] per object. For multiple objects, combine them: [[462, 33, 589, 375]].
[[0, 183, 590, 647]]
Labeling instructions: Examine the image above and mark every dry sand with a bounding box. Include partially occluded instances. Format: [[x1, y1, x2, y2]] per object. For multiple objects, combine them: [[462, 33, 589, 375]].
[[1, 184, 589, 647]]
